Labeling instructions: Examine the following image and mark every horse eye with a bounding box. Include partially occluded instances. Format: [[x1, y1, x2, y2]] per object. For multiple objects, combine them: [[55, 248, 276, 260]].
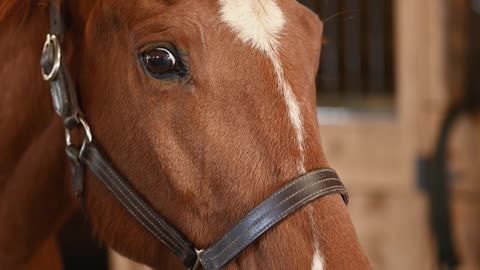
[[142, 48, 181, 77]]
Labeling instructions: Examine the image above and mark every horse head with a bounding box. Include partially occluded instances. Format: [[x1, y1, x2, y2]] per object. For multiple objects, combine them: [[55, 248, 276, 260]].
[[0, 0, 370, 269]]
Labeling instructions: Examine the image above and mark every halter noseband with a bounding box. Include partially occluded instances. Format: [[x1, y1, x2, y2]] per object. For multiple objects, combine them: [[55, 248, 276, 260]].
[[40, 2, 348, 269]]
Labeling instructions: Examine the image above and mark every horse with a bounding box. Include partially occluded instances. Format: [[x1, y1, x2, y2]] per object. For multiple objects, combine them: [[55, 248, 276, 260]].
[[0, 0, 371, 269]]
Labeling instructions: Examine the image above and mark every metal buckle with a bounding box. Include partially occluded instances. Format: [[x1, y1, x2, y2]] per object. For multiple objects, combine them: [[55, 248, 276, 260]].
[[65, 115, 93, 147], [190, 249, 204, 270], [41, 34, 62, 81]]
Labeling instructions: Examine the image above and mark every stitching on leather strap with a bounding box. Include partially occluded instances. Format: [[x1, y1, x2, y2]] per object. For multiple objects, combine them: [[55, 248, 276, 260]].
[[80, 142, 346, 270], [204, 177, 343, 267], [87, 146, 182, 251], [208, 185, 346, 269], [95, 148, 189, 248], [209, 169, 338, 250], [84, 144, 186, 253]]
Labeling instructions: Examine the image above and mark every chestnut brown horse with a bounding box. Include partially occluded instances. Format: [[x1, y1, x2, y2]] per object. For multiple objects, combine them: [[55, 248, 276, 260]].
[[0, 0, 370, 269]]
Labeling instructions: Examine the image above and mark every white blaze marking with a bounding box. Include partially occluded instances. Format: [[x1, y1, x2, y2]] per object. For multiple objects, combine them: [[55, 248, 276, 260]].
[[219, 0, 306, 173], [312, 247, 325, 270], [308, 206, 325, 270]]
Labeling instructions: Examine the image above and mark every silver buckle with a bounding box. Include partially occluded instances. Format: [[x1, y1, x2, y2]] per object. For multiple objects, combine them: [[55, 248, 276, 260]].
[[41, 34, 62, 81]]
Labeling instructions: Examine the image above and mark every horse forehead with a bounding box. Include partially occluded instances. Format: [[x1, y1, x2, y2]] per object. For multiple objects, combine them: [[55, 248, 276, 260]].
[[218, 0, 286, 53]]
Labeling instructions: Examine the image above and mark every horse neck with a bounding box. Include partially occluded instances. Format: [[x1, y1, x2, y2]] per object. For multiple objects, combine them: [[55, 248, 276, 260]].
[[0, 6, 75, 268], [0, 5, 55, 175]]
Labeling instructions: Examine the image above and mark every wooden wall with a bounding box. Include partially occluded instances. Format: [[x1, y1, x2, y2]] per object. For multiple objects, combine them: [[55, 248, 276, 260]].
[[320, 0, 480, 269]]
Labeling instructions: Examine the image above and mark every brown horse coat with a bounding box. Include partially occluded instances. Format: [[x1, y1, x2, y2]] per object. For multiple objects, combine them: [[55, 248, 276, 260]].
[[0, 1, 371, 269]]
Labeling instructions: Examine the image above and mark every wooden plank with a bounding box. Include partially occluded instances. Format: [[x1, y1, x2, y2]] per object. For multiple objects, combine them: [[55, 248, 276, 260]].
[[348, 192, 434, 270], [395, 0, 448, 151], [319, 118, 413, 193]]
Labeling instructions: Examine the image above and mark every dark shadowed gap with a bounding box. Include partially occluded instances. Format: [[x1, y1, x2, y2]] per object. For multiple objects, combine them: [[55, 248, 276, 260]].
[[59, 211, 109, 270]]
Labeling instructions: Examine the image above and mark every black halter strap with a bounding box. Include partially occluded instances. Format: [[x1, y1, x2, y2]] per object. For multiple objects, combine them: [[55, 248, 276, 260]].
[[40, 2, 349, 269]]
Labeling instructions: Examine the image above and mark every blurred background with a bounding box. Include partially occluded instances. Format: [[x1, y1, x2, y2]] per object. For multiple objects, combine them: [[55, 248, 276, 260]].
[[60, 0, 480, 269]]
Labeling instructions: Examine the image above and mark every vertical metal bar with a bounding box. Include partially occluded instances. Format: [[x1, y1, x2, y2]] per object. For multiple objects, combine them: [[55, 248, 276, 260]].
[[317, 0, 341, 104], [361, 0, 370, 97], [367, 0, 386, 96], [384, 0, 395, 98], [343, 0, 363, 100]]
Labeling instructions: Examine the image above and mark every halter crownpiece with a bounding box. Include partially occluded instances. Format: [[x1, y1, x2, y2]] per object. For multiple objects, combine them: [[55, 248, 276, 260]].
[[40, 1, 349, 269]]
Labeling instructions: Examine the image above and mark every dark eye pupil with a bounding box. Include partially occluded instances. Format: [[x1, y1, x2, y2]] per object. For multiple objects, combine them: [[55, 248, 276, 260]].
[[143, 48, 179, 75]]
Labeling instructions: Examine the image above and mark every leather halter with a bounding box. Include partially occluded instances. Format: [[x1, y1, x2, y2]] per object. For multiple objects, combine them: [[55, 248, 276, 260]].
[[40, 2, 349, 269]]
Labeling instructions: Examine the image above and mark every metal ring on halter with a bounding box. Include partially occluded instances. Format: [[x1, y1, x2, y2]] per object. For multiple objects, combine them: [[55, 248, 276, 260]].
[[191, 249, 204, 270], [41, 34, 62, 81], [65, 116, 93, 147]]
